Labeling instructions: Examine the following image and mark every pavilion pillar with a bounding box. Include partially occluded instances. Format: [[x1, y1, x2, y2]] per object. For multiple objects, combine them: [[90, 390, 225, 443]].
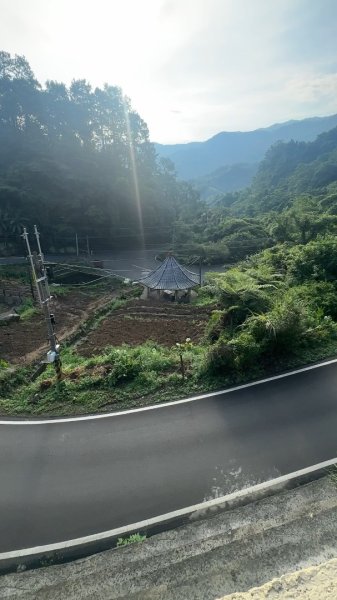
[[141, 286, 149, 300]]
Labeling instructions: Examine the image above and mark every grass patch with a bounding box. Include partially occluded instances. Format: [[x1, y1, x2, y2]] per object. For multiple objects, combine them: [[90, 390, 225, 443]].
[[0, 342, 209, 416], [117, 533, 146, 547], [2, 332, 337, 417], [0, 264, 30, 283], [50, 284, 72, 297], [16, 298, 38, 320]]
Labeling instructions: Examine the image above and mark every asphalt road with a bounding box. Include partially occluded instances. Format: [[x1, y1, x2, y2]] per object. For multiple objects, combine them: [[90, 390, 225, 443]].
[[1, 360, 337, 554]]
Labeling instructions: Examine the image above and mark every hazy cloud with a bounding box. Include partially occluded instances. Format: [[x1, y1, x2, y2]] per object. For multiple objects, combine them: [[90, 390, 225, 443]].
[[0, 0, 336, 142]]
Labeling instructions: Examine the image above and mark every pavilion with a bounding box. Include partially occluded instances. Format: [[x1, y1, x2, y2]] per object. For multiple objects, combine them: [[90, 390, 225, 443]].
[[138, 254, 199, 302]]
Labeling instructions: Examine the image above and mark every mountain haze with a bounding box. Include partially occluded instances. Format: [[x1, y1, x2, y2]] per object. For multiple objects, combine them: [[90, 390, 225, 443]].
[[155, 114, 337, 197], [192, 163, 259, 200]]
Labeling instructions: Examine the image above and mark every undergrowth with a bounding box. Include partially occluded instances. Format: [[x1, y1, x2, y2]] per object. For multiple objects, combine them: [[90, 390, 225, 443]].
[[16, 298, 38, 320], [2, 330, 337, 417]]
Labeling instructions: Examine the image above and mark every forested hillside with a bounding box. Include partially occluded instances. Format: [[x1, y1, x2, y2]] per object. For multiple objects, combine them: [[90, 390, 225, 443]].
[[173, 126, 337, 264], [192, 163, 258, 200], [233, 126, 337, 214], [190, 126, 337, 382], [2, 48, 337, 266], [0, 51, 200, 255]]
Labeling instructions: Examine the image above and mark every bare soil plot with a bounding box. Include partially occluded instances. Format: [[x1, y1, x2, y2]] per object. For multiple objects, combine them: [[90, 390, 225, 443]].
[[0, 290, 112, 364], [77, 299, 211, 357]]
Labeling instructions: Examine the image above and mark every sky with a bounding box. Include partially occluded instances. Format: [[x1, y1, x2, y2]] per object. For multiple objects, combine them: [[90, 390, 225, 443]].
[[1, 0, 337, 143]]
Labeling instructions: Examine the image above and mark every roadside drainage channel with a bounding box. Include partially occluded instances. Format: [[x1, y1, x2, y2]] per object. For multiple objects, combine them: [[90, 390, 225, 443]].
[[0, 456, 336, 575]]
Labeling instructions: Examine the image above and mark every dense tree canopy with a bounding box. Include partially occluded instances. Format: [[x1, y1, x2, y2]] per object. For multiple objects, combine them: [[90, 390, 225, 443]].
[[3, 49, 337, 268], [0, 51, 200, 254]]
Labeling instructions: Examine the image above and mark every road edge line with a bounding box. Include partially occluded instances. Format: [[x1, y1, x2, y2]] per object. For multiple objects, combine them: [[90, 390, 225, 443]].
[[1, 357, 337, 425]]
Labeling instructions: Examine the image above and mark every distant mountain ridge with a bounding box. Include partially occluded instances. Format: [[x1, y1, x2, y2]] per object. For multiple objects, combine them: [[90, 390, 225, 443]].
[[192, 163, 259, 200], [155, 114, 337, 196], [232, 125, 337, 215]]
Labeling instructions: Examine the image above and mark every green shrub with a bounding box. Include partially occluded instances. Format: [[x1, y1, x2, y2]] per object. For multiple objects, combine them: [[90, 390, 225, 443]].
[[244, 297, 309, 355], [195, 283, 219, 306], [136, 370, 159, 386], [0, 367, 29, 397], [204, 330, 262, 376], [204, 336, 236, 375], [232, 331, 262, 370], [206, 310, 225, 342], [106, 349, 142, 386], [287, 235, 337, 283], [286, 282, 337, 320], [50, 381, 71, 401]]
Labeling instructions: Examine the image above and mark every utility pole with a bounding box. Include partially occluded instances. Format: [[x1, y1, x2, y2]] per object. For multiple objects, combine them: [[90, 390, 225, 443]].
[[172, 225, 175, 253], [75, 233, 79, 257], [22, 227, 62, 382]]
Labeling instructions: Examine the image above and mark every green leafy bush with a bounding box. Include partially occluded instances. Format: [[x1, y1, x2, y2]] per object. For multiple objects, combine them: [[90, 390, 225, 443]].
[[195, 282, 219, 306], [205, 310, 225, 341], [204, 336, 236, 374], [231, 331, 262, 370], [244, 297, 309, 355], [106, 349, 142, 386]]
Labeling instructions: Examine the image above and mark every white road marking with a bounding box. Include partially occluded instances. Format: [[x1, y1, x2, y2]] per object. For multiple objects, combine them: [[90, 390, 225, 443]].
[[0, 455, 336, 560], [1, 357, 337, 426]]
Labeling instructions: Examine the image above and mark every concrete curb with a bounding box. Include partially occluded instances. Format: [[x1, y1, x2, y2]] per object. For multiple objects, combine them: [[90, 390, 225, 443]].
[[1, 456, 336, 575]]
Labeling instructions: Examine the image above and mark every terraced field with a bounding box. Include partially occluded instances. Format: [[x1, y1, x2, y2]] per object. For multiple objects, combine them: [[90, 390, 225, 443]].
[[0, 289, 112, 364], [77, 299, 211, 356]]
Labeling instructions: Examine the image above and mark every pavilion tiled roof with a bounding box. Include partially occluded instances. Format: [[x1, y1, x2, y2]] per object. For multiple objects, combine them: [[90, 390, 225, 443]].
[[139, 255, 199, 290]]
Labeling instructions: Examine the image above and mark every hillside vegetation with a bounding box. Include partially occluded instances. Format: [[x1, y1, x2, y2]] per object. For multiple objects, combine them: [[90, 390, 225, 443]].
[[2, 52, 337, 415], [2, 232, 337, 416], [0, 51, 200, 255], [174, 126, 337, 264], [178, 126, 337, 382], [192, 163, 258, 199]]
